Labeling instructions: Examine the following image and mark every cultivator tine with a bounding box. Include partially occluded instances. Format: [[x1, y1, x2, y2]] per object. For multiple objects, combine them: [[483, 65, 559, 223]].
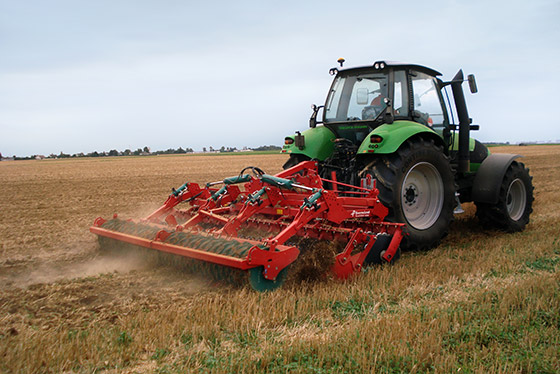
[[381, 229, 403, 263], [332, 229, 373, 279]]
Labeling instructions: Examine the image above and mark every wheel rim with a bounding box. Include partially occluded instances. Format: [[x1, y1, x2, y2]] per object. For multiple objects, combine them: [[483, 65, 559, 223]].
[[506, 178, 526, 221], [401, 162, 444, 230]]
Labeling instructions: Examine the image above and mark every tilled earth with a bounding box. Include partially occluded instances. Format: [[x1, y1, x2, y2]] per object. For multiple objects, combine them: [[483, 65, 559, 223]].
[[1, 252, 214, 331]]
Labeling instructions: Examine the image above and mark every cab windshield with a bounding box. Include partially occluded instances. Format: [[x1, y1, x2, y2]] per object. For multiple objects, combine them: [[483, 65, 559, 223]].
[[324, 73, 388, 123]]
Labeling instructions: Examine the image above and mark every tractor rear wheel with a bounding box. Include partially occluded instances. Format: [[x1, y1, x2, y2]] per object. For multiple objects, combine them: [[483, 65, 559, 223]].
[[475, 161, 533, 232], [361, 136, 456, 251]]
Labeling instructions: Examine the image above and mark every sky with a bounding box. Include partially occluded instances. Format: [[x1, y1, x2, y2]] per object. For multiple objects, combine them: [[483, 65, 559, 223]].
[[1, 0, 559, 157]]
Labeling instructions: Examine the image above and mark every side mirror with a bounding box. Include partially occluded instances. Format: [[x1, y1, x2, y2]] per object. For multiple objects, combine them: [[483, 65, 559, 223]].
[[467, 74, 478, 94], [383, 98, 394, 124], [309, 104, 324, 128], [356, 88, 369, 105]]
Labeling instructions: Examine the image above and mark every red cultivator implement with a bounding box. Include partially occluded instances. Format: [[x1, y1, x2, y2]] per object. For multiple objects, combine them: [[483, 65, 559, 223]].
[[90, 161, 404, 291]]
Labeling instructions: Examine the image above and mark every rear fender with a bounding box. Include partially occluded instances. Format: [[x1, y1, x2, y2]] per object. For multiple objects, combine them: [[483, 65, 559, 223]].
[[357, 120, 443, 155], [472, 154, 521, 204], [281, 126, 335, 161]]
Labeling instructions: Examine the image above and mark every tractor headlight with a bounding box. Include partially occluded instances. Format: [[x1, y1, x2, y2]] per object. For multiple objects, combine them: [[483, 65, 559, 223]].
[[373, 61, 386, 70]]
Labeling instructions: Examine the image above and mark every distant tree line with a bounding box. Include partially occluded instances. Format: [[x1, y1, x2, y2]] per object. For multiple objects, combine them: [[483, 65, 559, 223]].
[[201, 145, 281, 152], [202, 146, 239, 153], [251, 145, 282, 151], [4, 146, 192, 160], [3, 145, 281, 160]]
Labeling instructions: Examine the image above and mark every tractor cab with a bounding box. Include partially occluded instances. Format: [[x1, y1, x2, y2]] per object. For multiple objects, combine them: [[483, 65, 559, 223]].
[[285, 59, 480, 174], [316, 61, 451, 145]]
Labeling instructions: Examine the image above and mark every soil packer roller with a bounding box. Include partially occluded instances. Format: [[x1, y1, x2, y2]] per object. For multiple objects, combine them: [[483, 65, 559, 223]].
[[92, 59, 534, 291]]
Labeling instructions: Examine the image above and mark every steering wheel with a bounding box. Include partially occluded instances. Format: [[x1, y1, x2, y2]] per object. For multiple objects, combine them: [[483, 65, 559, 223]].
[[362, 105, 381, 120]]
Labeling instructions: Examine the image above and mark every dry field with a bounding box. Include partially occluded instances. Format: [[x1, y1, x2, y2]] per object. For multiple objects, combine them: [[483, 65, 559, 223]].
[[0, 147, 559, 373]]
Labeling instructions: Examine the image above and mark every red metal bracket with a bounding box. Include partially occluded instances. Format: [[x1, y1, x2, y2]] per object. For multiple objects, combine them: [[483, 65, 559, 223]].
[[93, 217, 107, 227], [332, 229, 371, 279], [382, 228, 403, 262], [246, 245, 300, 280]]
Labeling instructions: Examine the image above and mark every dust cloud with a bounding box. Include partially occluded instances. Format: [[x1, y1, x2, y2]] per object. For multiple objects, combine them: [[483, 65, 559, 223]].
[[2, 251, 152, 288]]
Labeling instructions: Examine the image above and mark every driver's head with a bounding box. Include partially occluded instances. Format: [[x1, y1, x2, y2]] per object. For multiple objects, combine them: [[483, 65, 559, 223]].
[[371, 94, 383, 106]]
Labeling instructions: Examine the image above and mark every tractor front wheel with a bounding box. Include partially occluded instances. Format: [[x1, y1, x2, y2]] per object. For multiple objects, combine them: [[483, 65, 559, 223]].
[[475, 161, 534, 232], [361, 136, 456, 251], [283, 154, 310, 169]]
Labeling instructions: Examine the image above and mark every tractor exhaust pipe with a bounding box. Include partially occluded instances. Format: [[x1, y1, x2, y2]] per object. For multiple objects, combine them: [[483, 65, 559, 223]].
[[451, 69, 470, 173]]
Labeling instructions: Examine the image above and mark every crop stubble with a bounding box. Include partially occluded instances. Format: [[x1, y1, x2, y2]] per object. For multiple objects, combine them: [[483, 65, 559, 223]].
[[0, 147, 559, 373]]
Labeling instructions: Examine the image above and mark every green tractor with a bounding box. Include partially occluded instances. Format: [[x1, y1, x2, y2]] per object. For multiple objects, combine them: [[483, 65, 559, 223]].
[[282, 59, 534, 251]]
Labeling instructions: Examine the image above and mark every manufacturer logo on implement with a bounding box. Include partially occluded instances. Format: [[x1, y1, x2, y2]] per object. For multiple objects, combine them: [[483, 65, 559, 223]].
[[350, 210, 370, 218]]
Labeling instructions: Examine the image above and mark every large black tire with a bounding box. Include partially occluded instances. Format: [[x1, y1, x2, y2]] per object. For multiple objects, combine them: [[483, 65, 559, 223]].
[[475, 161, 533, 232], [282, 154, 310, 170], [361, 135, 456, 251]]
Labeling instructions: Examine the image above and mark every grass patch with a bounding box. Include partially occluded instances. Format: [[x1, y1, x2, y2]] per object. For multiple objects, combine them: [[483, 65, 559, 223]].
[[525, 256, 560, 271]]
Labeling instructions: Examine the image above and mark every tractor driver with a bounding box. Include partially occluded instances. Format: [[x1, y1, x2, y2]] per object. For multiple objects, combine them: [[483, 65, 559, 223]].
[[362, 94, 386, 120], [362, 93, 404, 119], [361, 79, 389, 120]]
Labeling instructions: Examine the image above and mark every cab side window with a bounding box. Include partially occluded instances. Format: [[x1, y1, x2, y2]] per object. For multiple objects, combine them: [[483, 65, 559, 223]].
[[411, 72, 445, 127], [393, 70, 408, 117]]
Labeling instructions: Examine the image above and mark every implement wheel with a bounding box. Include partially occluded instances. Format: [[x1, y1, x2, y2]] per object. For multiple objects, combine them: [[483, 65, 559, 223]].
[[475, 161, 534, 232], [248, 266, 289, 292], [361, 135, 456, 251]]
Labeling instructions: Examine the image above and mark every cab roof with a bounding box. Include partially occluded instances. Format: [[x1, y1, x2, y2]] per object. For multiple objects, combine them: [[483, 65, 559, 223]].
[[335, 60, 442, 77]]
